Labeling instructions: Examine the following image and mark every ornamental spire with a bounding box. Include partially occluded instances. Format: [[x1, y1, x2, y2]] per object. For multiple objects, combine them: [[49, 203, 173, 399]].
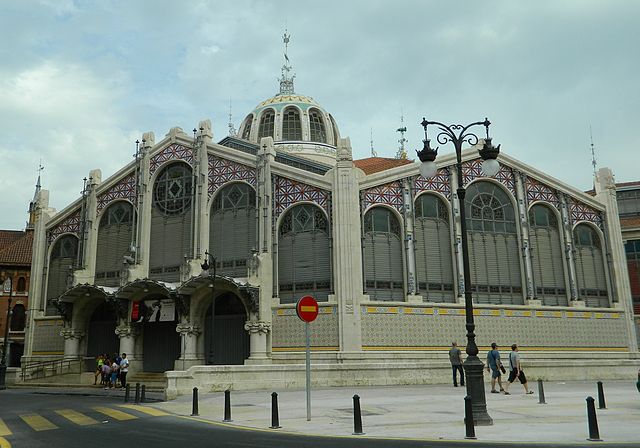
[[278, 29, 295, 95]]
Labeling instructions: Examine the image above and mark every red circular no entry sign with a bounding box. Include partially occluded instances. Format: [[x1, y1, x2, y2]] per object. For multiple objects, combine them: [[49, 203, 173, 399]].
[[296, 295, 319, 323]]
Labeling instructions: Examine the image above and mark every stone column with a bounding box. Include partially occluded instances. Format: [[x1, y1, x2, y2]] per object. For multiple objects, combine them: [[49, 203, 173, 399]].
[[403, 178, 420, 302], [115, 323, 138, 358], [129, 133, 154, 281], [559, 193, 582, 306], [75, 170, 101, 284], [175, 323, 202, 369], [60, 328, 85, 360], [515, 173, 538, 305], [450, 169, 465, 304], [244, 320, 271, 364]]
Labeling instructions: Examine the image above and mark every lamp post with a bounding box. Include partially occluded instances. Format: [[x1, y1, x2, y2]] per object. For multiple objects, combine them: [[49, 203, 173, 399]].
[[201, 250, 216, 364], [416, 117, 500, 426], [0, 274, 13, 390]]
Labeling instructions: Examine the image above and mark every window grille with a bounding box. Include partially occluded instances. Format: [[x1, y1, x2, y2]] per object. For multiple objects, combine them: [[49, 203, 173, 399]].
[[309, 109, 327, 143], [573, 223, 609, 307], [258, 109, 275, 140], [46, 235, 78, 315], [153, 163, 193, 215], [96, 201, 133, 287], [281, 107, 302, 140], [241, 115, 253, 140]]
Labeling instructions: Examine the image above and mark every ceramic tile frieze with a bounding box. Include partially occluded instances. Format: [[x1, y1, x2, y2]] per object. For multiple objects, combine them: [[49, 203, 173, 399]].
[[208, 154, 257, 198], [414, 168, 451, 198], [462, 159, 516, 197], [47, 209, 81, 242], [271, 307, 338, 348], [273, 175, 331, 220], [568, 197, 604, 228], [362, 180, 404, 213], [149, 143, 193, 175], [525, 177, 560, 209], [97, 171, 136, 214]]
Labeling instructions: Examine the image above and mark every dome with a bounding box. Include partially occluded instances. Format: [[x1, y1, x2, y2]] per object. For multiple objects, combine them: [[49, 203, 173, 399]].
[[238, 93, 341, 166]]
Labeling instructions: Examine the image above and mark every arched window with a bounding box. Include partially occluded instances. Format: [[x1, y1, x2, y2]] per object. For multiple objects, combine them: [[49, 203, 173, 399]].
[[257, 109, 275, 140], [529, 204, 567, 306], [329, 114, 339, 146], [309, 109, 327, 143], [281, 107, 302, 140], [465, 181, 523, 305], [574, 223, 609, 307], [210, 183, 257, 277], [149, 163, 193, 281], [414, 194, 454, 302], [10, 304, 26, 331], [278, 204, 332, 303], [363, 207, 404, 301], [96, 201, 134, 287], [16, 277, 26, 292], [241, 114, 253, 140], [46, 234, 78, 315]]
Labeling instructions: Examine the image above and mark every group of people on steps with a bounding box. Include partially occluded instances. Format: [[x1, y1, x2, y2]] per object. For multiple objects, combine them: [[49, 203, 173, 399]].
[[94, 353, 129, 390]]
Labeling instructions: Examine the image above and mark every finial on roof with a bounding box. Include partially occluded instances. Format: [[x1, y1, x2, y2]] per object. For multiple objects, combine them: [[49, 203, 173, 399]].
[[589, 125, 597, 178], [278, 29, 295, 95], [27, 162, 44, 229], [370, 128, 377, 157], [228, 98, 237, 137], [396, 110, 408, 159]]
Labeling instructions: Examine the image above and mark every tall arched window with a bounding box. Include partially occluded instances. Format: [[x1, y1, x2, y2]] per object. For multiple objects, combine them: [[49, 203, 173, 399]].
[[46, 234, 78, 315], [309, 109, 327, 143], [96, 201, 134, 287], [329, 114, 339, 146], [281, 107, 302, 140], [465, 181, 523, 305], [10, 304, 26, 331], [363, 207, 404, 301], [278, 204, 331, 303], [574, 223, 609, 307], [210, 183, 257, 277], [149, 163, 193, 281], [16, 277, 26, 292], [257, 109, 275, 140], [414, 194, 454, 302], [241, 114, 253, 140], [529, 204, 567, 306]]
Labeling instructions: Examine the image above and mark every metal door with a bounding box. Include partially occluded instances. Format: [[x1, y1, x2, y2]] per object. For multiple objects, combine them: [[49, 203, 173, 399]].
[[86, 302, 119, 359], [204, 293, 249, 365], [142, 321, 181, 373]]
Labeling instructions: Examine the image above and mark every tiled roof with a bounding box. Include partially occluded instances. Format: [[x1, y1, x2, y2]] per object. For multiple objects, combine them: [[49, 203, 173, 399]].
[[353, 157, 413, 175], [616, 180, 640, 189], [620, 216, 640, 230], [0, 230, 33, 266]]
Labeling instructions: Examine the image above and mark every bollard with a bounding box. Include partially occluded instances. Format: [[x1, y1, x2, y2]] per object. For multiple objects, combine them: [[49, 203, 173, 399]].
[[134, 382, 140, 405], [537, 379, 546, 404], [352, 394, 364, 435], [191, 387, 199, 416], [141, 384, 146, 403], [597, 381, 606, 409], [270, 392, 281, 429], [124, 384, 130, 403], [464, 395, 476, 440], [586, 396, 602, 441], [223, 389, 232, 422]]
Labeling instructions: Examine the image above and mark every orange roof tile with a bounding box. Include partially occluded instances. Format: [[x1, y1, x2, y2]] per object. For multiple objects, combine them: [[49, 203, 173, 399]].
[[0, 230, 33, 266], [353, 157, 413, 175]]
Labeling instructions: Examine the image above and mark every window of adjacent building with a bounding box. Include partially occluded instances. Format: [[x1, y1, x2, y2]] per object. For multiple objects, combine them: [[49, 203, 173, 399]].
[[96, 201, 134, 287], [465, 181, 523, 305], [617, 189, 640, 217], [363, 207, 404, 301], [414, 194, 454, 302], [625, 239, 640, 314], [278, 204, 332, 303], [573, 223, 609, 307], [281, 107, 302, 140], [10, 304, 26, 332], [309, 109, 327, 143], [241, 114, 253, 140], [257, 109, 275, 140], [46, 234, 78, 315], [16, 277, 26, 292], [529, 204, 567, 306], [210, 183, 257, 277]]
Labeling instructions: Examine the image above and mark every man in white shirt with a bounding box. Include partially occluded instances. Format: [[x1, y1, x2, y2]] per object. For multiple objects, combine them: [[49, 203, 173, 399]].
[[119, 353, 130, 388]]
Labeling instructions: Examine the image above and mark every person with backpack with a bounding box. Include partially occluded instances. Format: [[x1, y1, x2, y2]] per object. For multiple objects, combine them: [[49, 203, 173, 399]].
[[504, 344, 534, 395], [485, 342, 505, 393]]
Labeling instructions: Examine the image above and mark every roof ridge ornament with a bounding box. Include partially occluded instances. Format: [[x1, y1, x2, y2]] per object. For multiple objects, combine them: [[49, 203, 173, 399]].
[[278, 29, 295, 95]]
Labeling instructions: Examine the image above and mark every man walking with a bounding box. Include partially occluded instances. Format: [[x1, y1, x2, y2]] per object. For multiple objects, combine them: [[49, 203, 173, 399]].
[[448, 342, 465, 387], [504, 344, 533, 395], [119, 353, 129, 389], [485, 342, 505, 393]]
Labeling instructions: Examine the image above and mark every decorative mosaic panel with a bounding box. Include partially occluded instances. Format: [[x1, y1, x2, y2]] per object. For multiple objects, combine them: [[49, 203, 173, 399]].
[[149, 143, 193, 175], [31, 319, 64, 354], [274, 175, 331, 218], [47, 209, 81, 242], [525, 177, 560, 209], [462, 159, 516, 197], [362, 181, 404, 213], [414, 168, 451, 198], [568, 198, 604, 228], [208, 154, 257, 198], [271, 307, 339, 349], [96, 171, 136, 214]]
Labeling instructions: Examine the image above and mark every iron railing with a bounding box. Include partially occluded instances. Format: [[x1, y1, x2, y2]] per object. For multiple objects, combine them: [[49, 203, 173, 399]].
[[21, 357, 86, 382]]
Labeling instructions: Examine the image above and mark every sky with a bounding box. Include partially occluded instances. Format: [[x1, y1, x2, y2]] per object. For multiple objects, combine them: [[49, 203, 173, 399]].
[[1, 0, 639, 230]]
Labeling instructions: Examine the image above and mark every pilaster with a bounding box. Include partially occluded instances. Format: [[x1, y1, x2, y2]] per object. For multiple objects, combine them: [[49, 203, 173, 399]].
[[193, 120, 212, 262], [403, 178, 417, 295], [450, 169, 465, 304], [559, 193, 579, 302], [60, 327, 85, 359], [129, 133, 154, 281], [244, 320, 271, 364], [175, 323, 203, 369], [516, 172, 536, 303], [75, 170, 101, 284]]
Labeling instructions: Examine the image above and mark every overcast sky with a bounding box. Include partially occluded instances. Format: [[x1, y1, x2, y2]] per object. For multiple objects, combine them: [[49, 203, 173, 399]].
[[1, 0, 639, 230]]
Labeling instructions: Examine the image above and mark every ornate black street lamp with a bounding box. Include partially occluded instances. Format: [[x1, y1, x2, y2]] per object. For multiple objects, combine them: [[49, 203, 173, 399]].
[[416, 117, 500, 426], [0, 274, 13, 390], [201, 250, 217, 364]]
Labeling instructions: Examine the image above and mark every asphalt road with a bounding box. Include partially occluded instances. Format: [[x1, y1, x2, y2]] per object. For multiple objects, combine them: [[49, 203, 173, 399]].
[[0, 389, 636, 448]]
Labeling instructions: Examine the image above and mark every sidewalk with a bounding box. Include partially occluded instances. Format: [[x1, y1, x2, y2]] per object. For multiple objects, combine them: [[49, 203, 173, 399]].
[[152, 380, 640, 444]]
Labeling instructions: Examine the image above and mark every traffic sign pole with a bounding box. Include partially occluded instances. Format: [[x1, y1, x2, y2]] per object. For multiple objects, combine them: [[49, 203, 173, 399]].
[[305, 321, 311, 421], [296, 295, 318, 422]]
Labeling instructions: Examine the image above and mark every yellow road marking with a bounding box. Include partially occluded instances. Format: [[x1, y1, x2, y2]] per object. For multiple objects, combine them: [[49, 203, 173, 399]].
[[20, 414, 58, 431], [55, 409, 98, 426], [118, 405, 169, 417], [0, 436, 11, 448], [0, 419, 11, 436], [93, 406, 137, 421]]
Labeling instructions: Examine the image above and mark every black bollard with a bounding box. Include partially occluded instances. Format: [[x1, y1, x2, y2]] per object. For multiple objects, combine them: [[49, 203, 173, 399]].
[[223, 389, 232, 422], [597, 381, 606, 409], [537, 379, 546, 404], [134, 382, 140, 404], [270, 392, 281, 429], [191, 387, 199, 416], [352, 394, 364, 435], [464, 395, 476, 440], [124, 384, 130, 403], [586, 396, 602, 441], [141, 384, 146, 403]]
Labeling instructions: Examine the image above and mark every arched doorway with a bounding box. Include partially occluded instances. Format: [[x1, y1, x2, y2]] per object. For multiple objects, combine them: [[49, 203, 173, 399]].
[[86, 302, 119, 359], [204, 292, 249, 365], [140, 296, 181, 372]]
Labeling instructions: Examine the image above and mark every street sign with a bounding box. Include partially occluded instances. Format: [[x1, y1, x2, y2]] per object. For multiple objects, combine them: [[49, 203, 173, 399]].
[[296, 295, 319, 323]]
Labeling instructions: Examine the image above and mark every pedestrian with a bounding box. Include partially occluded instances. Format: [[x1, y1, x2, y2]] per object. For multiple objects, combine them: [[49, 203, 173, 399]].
[[119, 353, 129, 389], [102, 359, 111, 390], [504, 344, 534, 395], [485, 342, 505, 393], [114, 353, 123, 386], [94, 354, 104, 385], [110, 359, 119, 389], [448, 341, 465, 387]]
